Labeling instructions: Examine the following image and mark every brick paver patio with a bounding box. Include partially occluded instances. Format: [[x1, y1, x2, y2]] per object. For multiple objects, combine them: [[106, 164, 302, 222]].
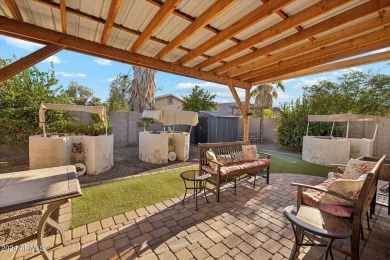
[[1, 173, 389, 260]]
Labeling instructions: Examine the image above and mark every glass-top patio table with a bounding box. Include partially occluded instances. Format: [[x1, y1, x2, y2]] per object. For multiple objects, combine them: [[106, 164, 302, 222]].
[[0, 165, 82, 260]]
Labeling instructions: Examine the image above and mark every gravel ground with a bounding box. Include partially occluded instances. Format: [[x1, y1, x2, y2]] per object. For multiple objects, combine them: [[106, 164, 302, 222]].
[[0, 142, 299, 244]]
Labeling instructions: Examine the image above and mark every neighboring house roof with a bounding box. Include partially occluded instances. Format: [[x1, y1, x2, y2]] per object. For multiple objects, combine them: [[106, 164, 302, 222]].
[[199, 111, 241, 118], [155, 94, 183, 102]]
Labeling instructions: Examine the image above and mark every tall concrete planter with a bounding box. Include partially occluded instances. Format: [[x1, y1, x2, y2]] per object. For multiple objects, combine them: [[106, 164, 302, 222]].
[[29, 134, 114, 175]]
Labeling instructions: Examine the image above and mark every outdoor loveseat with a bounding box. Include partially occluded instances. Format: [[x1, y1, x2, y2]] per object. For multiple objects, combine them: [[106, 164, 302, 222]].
[[291, 155, 387, 259], [198, 141, 271, 202]]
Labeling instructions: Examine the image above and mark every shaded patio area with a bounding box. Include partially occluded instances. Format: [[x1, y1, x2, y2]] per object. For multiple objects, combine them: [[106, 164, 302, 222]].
[[2, 173, 389, 260]]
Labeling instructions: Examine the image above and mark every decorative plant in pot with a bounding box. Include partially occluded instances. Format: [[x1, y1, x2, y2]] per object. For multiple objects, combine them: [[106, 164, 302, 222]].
[[137, 117, 156, 132]]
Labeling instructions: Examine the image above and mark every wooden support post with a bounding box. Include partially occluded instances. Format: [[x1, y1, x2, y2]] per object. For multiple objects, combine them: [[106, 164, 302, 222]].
[[227, 83, 250, 141], [244, 88, 250, 142], [0, 44, 64, 83]]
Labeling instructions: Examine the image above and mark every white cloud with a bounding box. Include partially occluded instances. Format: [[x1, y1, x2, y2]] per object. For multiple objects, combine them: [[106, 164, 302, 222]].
[[94, 58, 113, 65], [56, 71, 86, 78], [292, 77, 328, 89], [276, 91, 292, 99], [342, 67, 363, 73], [4, 37, 43, 51], [43, 55, 61, 64], [282, 79, 295, 83]]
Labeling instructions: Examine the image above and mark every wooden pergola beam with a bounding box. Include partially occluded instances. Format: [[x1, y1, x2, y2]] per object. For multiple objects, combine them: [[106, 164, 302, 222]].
[[227, 14, 390, 78], [101, 0, 122, 44], [0, 17, 251, 89], [0, 44, 64, 83], [32, 0, 211, 60], [5, 0, 23, 21], [211, 0, 390, 75], [239, 25, 390, 80], [59, 0, 67, 33], [130, 0, 182, 53], [250, 38, 390, 84], [155, 0, 237, 60], [195, 0, 349, 70], [244, 88, 250, 142], [260, 51, 390, 83], [177, 0, 293, 65]]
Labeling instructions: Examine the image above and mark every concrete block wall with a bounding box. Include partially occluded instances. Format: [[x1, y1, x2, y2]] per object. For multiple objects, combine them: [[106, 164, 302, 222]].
[[238, 118, 277, 143]]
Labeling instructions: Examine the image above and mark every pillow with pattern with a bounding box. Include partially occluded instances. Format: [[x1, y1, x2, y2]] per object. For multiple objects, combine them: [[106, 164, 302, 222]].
[[342, 159, 377, 180], [206, 149, 218, 170], [230, 152, 243, 163], [217, 154, 233, 165], [242, 145, 258, 161]]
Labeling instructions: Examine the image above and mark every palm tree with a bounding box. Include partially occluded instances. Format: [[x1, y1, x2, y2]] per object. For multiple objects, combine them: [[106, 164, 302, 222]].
[[250, 81, 285, 143], [128, 66, 156, 112]]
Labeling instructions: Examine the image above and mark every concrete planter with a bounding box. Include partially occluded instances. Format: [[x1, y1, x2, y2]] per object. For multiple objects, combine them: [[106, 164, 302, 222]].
[[29, 134, 113, 175]]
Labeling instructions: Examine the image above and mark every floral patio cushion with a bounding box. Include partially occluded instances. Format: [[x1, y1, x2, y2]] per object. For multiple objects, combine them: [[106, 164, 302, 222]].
[[242, 145, 258, 161], [217, 154, 234, 165], [342, 158, 376, 180], [201, 159, 271, 176]]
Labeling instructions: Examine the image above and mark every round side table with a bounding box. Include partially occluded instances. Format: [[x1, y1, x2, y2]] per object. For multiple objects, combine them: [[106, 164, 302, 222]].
[[180, 170, 210, 211]]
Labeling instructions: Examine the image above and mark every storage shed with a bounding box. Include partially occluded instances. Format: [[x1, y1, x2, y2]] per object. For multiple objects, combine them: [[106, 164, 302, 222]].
[[193, 112, 240, 144]]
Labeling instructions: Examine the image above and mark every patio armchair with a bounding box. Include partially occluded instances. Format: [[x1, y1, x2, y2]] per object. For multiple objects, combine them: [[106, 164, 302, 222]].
[[290, 155, 386, 259]]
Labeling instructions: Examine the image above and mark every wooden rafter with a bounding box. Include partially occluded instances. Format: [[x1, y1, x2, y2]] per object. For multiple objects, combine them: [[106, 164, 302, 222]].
[[244, 88, 250, 141], [177, 0, 293, 65], [261, 51, 390, 83], [101, 0, 122, 44], [233, 14, 390, 79], [250, 38, 390, 84], [60, 0, 67, 33], [0, 44, 64, 82], [155, 0, 237, 60], [195, 0, 349, 70], [228, 84, 246, 116], [32, 0, 211, 59], [244, 27, 390, 82], [130, 0, 182, 53], [211, 0, 390, 75], [0, 17, 251, 89], [5, 0, 23, 21]]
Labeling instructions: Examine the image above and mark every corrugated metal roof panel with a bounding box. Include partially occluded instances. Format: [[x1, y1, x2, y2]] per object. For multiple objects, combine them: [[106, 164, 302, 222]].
[[235, 14, 283, 41], [20, 0, 60, 31], [301, 0, 370, 29], [138, 40, 164, 57], [0, 1, 12, 18], [253, 28, 297, 49], [202, 63, 223, 71], [118, 1, 159, 32], [282, 0, 321, 16], [153, 14, 191, 42], [204, 40, 236, 56], [107, 27, 138, 50], [164, 48, 187, 62], [177, 0, 217, 18], [184, 56, 207, 68], [223, 48, 253, 62], [67, 13, 104, 42], [181, 28, 215, 49], [209, 0, 262, 30]]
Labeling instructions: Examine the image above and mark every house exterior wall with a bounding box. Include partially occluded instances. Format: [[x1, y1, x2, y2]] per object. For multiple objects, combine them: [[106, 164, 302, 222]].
[[155, 96, 183, 110]]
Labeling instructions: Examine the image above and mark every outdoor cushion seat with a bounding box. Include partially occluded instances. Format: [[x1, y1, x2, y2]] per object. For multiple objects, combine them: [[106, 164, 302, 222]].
[[201, 159, 271, 177]]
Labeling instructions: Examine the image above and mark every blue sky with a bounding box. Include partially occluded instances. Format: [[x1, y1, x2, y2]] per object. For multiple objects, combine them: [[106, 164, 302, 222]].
[[1, 35, 389, 106]]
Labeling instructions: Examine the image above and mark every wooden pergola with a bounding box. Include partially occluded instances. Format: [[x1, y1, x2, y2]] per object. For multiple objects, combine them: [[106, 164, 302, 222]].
[[1, 0, 389, 140]]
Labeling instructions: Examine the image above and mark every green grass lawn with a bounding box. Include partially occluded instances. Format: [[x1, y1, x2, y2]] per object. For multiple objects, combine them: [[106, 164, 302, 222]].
[[72, 151, 331, 227]]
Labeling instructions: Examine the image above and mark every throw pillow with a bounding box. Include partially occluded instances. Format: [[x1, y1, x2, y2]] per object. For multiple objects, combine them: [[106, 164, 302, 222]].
[[217, 154, 233, 165], [342, 159, 376, 180], [206, 149, 218, 170], [230, 152, 243, 163], [242, 145, 258, 161], [320, 175, 367, 206]]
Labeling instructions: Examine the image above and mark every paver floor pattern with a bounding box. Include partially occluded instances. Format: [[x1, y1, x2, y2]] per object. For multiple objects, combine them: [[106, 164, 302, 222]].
[[1, 173, 389, 260]]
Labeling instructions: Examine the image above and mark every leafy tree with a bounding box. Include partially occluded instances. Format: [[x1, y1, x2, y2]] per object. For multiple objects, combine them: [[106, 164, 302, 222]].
[[128, 66, 156, 112], [0, 57, 71, 148], [65, 81, 93, 105], [276, 69, 389, 150], [106, 74, 131, 111], [87, 97, 104, 106], [181, 85, 217, 112]]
